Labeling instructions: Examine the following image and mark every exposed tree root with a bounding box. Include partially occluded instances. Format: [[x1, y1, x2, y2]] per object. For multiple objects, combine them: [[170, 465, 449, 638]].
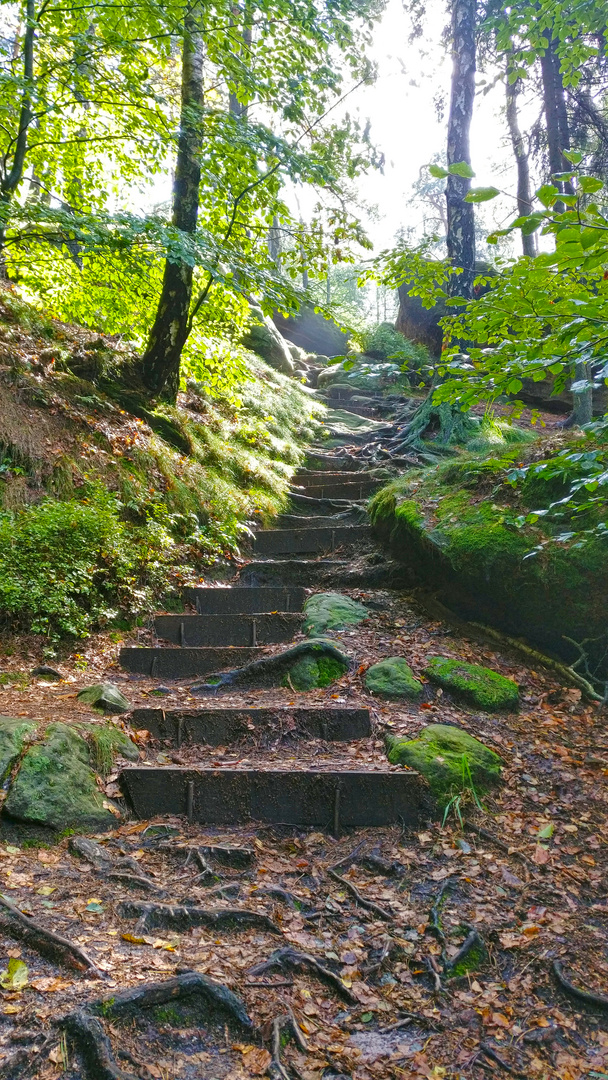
[[0, 894, 97, 973], [106, 871, 165, 894], [249, 947, 356, 1003], [190, 639, 351, 692], [553, 960, 608, 1009], [445, 928, 484, 976], [479, 1041, 526, 1077], [327, 866, 394, 921], [88, 971, 253, 1027], [199, 844, 255, 868], [117, 899, 281, 934], [269, 1016, 292, 1080], [60, 1011, 136, 1080]]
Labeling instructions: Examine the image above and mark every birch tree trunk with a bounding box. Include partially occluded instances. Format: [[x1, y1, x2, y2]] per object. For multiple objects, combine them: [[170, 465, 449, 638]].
[[505, 64, 536, 258], [142, 11, 204, 401], [0, 0, 35, 278], [445, 0, 476, 300]]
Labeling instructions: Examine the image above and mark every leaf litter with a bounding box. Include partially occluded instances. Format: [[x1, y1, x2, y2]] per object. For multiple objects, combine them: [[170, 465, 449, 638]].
[[0, 584, 608, 1078]]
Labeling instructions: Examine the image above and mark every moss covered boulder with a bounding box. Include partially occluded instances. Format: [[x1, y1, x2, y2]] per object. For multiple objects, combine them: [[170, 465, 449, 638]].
[[425, 657, 519, 711], [365, 658, 423, 700], [303, 593, 368, 637], [0, 717, 35, 782], [284, 652, 348, 690], [368, 453, 608, 672], [386, 723, 502, 802], [4, 722, 118, 831]]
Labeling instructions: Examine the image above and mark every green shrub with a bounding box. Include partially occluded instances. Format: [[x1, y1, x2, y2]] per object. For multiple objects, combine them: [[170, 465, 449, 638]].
[[361, 323, 429, 369], [0, 497, 170, 638]]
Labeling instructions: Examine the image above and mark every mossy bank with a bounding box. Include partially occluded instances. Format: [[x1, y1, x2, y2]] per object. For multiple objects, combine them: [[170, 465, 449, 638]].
[[0, 287, 324, 640], [369, 443, 608, 670]]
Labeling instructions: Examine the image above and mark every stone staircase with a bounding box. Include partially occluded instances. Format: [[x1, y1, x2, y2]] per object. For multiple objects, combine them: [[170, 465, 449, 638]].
[[118, 381, 429, 831]]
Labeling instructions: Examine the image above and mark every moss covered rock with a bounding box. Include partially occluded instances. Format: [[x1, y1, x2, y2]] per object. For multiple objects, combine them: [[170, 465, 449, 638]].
[[425, 657, 519, 711], [77, 682, 131, 714], [0, 717, 35, 782], [368, 455, 608, 672], [386, 723, 502, 802], [303, 592, 368, 637], [4, 722, 117, 831], [365, 658, 423, 700], [284, 652, 348, 691], [82, 723, 139, 776]]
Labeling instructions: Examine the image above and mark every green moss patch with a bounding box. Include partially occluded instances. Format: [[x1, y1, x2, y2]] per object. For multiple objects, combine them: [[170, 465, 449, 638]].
[[81, 723, 139, 776], [283, 652, 348, 691], [386, 723, 502, 803], [303, 593, 368, 637], [365, 657, 423, 700], [4, 722, 117, 831], [425, 657, 519, 711], [0, 717, 35, 782]]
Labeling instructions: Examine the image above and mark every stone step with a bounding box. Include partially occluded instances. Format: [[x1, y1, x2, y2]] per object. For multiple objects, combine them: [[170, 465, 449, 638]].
[[304, 454, 368, 472], [292, 480, 382, 500], [130, 706, 372, 745], [119, 767, 428, 827], [119, 647, 265, 679], [238, 559, 350, 587], [277, 513, 365, 529], [288, 492, 365, 514], [253, 525, 372, 555], [154, 613, 302, 647], [182, 586, 306, 614], [296, 470, 380, 485]]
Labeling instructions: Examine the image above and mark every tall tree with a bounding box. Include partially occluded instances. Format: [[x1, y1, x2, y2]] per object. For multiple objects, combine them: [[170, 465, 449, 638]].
[[142, 10, 204, 399], [445, 0, 477, 299], [505, 63, 537, 256]]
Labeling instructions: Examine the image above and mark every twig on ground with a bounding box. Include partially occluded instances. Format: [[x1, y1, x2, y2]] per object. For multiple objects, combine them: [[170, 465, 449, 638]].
[[327, 866, 393, 921], [380, 1010, 445, 1032], [480, 1041, 526, 1077], [249, 947, 356, 1003], [286, 1004, 309, 1053], [425, 954, 443, 994]]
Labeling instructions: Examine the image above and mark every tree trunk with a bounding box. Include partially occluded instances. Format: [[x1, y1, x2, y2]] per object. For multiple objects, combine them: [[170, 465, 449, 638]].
[[0, 0, 36, 277], [505, 65, 536, 257], [142, 11, 204, 401], [571, 360, 593, 427], [445, 0, 476, 300], [539, 36, 572, 212]]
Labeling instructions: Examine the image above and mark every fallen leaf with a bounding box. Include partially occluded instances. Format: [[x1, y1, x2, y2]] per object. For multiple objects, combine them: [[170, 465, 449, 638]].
[[0, 958, 28, 989], [239, 1046, 272, 1075]]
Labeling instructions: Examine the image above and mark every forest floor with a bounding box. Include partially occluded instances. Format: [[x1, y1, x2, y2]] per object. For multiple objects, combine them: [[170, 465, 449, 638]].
[[1, 561, 608, 1080]]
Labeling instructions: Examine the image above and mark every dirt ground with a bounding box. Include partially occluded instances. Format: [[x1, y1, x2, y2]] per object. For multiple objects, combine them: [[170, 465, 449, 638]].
[[0, 578, 607, 1080]]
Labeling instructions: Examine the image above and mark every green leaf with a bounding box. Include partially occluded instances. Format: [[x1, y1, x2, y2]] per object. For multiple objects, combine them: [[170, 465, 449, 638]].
[[361, 1012, 374, 1022], [448, 161, 475, 179], [0, 958, 29, 989], [563, 150, 582, 165], [536, 184, 559, 208], [429, 164, 448, 179], [578, 176, 604, 194], [86, 900, 105, 913], [342, 360, 355, 371], [465, 186, 500, 204], [551, 171, 575, 182], [537, 823, 554, 839]]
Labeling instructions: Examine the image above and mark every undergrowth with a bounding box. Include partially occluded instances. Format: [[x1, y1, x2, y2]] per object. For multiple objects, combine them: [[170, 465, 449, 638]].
[[0, 287, 324, 639]]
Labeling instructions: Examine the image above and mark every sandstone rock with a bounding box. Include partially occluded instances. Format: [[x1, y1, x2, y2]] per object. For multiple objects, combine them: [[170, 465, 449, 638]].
[[386, 723, 502, 802], [365, 658, 423, 700]]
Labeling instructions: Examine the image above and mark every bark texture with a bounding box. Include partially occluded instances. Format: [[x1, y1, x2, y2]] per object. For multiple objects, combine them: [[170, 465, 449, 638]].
[[505, 65, 536, 258], [539, 37, 572, 212], [142, 12, 204, 401], [445, 0, 476, 300]]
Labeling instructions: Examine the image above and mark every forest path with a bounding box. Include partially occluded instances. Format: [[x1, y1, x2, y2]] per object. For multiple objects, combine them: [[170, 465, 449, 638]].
[[1, 390, 607, 1080]]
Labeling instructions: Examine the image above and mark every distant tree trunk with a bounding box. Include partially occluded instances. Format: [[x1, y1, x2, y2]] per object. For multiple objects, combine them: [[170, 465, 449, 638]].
[[142, 11, 204, 401], [570, 360, 593, 427], [539, 36, 572, 213], [228, 2, 252, 119], [445, 0, 476, 300], [505, 64, 536, 257], [0, 0, 35, 278]]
